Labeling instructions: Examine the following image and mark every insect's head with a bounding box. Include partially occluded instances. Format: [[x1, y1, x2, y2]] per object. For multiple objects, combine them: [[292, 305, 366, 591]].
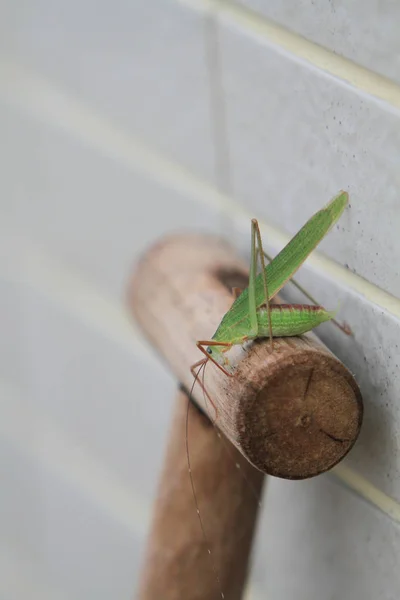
[[206, 345, 228, 368]]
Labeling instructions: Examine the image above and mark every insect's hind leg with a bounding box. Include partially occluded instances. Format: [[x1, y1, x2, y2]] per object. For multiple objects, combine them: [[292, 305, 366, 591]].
[[252, 219, 273, 344], [261, 249, 352, 336]]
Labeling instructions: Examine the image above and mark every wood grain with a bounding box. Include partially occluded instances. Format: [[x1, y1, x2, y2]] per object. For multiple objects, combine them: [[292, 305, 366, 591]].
[[137, 388, 264, 600]]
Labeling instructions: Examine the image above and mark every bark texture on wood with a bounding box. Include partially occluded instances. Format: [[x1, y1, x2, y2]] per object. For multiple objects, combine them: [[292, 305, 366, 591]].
[[129, 233, 363, 479], [137, 388, 264, 600]]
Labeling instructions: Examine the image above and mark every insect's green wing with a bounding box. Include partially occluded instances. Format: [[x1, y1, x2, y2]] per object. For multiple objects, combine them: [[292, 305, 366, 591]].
[[213, 191, 348, 340], [257, 190, 348, 303]]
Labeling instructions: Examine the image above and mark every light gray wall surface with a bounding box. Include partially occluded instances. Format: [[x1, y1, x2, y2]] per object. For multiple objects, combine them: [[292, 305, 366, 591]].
[[1, 1, 399, 599]]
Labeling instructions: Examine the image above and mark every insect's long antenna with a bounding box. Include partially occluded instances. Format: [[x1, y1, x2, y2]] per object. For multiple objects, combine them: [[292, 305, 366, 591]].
[[215, 428, 263, 508], [188, 357, 262, 599], [201, 358, 208, 414], [186, 359, 225, 598], [195, 360, 263, 512]]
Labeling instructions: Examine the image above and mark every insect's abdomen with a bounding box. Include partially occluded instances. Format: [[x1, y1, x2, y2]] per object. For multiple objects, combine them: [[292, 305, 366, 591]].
[[259, 304, 334, 337]]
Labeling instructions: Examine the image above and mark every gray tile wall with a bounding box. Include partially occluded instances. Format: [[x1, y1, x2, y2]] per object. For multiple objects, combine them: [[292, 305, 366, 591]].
[[1, 1, 399, 599], [237, 0, 400, 85]]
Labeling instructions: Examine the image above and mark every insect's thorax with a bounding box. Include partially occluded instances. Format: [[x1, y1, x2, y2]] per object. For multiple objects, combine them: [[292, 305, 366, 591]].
[[212, 314, 252, 347]]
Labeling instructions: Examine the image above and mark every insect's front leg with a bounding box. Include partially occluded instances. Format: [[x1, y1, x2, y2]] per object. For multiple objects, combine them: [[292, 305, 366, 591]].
[[261, 248, 352, 336], [195, 340, 234, 377]]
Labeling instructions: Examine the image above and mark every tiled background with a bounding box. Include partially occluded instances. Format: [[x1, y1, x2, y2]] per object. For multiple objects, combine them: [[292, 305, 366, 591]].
[[1, 1, 400, 599]]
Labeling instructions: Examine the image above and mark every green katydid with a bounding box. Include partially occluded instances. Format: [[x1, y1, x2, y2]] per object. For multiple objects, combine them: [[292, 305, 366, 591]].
[[191, 190, 349, 392]]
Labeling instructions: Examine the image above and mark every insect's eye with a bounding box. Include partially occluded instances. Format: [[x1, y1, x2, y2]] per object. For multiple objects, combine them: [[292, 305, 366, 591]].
[[207, 348, 212, 355]]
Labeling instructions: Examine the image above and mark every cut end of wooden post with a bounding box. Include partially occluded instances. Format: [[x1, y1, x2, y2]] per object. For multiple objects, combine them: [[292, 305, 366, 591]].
[[238, 345, 363, 479]]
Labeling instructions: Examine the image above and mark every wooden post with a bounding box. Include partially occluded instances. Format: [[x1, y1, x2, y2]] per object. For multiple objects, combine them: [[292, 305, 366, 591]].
[[129, 233, 363, 479], [136, 387, 264, 600]]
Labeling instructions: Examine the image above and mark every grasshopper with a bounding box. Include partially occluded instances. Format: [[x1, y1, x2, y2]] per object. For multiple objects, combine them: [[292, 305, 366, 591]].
[[191, 191, 349, 394]]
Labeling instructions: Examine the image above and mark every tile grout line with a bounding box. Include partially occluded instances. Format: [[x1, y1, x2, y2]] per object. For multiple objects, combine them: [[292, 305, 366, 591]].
[[0, 226, 155, 365], [0, 59, 399, 320], [184, 0, 400, 113], [333, 463, 400, 525]]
